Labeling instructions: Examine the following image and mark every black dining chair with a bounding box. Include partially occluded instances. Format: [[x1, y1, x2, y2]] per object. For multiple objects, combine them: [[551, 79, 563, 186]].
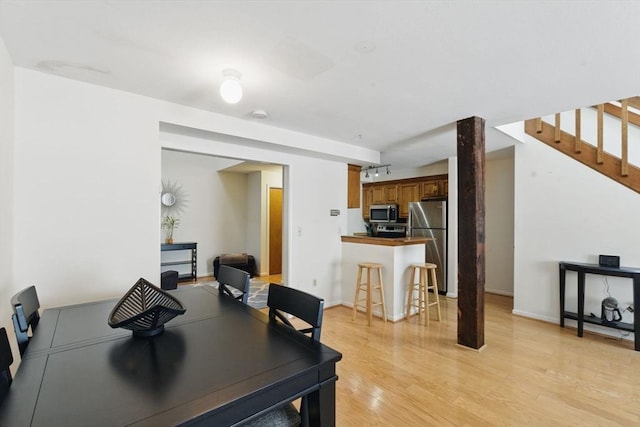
[[11, 285, 41, 356], [267, 283, 324, 342], [242, 284, 325, 427], [0, 327, 14, 402], [217, 265, 250, 304]]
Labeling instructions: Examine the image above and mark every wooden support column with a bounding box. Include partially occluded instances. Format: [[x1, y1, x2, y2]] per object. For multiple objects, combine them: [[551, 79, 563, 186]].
[[457, 116, 485, 350]]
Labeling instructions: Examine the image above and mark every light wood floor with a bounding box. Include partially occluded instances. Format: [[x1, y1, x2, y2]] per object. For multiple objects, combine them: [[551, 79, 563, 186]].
[[194, 275, 638, 425], [192, 274, 282, 284], [322, 294, 639, 426]]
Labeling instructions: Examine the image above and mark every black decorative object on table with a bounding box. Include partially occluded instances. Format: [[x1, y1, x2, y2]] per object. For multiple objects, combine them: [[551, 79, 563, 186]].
[[108, 278, 186, 337]]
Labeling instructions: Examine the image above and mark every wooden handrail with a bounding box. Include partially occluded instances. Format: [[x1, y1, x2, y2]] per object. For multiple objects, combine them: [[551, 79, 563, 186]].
[[524, 96, 640, 194], [602, 102, 640, 127]]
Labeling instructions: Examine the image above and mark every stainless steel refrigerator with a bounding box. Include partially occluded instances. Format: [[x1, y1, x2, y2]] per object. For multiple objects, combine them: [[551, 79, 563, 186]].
[[408, 198, 447, 294]]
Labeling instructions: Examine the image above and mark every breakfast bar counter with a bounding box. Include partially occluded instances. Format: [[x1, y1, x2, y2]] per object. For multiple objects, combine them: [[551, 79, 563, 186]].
[[340, 235, 431, 246], [341, 235, 431, 321]]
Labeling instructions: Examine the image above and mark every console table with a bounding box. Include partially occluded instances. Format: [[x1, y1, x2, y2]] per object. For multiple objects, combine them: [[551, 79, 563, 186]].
[[559, 261, 639, 351], [161, 242, 197, 281]]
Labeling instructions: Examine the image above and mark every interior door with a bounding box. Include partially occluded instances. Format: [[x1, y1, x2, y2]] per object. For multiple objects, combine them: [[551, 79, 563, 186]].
[[268, 187, 283, 275]]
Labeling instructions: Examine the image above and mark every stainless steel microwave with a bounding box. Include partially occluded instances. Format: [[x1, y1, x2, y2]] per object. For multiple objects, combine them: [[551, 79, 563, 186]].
[[369, 204, 398, 223]]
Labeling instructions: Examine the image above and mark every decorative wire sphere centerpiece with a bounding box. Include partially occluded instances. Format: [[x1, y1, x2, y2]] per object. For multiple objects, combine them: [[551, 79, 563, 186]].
[[108, 278, 186, 337]]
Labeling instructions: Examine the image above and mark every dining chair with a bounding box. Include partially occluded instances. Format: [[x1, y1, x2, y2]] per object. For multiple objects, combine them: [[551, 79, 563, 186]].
[[217, 265, 250, 304], [240, 284, 325, 427], [0, 327, 14, 401], [11, 285, 41, 356], [244, 284, 326, 427], [267, 283, 324, 342]]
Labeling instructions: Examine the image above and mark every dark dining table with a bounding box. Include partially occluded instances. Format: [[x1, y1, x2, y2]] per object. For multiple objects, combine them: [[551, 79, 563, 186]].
[[0, 284, 342, 426]]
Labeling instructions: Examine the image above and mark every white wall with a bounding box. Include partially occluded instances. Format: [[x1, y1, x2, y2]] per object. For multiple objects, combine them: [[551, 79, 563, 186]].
[[14, 69, 161, 307], [160, 128, 348, 305], [161, 150, 248, 278], [0, 36, 15, 344], [246, 172, 262, 273], [514, 135, 639, 338], [287, 157, 347, 304], [9, 67, 367, 311], [485, 148, 515, 296]]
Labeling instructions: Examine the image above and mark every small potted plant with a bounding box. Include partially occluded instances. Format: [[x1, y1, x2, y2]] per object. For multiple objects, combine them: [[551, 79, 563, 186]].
[[162, 215, 180, 244]]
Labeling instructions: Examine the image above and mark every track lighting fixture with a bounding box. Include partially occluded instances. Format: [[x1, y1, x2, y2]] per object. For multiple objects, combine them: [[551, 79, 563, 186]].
[[361, 164, 391, 177]]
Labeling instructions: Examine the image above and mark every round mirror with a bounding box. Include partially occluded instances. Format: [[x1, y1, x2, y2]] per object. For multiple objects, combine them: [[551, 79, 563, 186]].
[[161, 192, 176, 207]]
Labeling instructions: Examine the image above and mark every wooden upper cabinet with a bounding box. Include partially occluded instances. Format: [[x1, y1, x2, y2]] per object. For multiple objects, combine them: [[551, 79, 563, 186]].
[[420, 180, 440, 199], [371, 186, 386, 204], [362, 187, 373, 218], [347, 164, 361, 208], [362, 173, 447, 220], [384, 184, 398, 203], [398, 183, 419, 218]]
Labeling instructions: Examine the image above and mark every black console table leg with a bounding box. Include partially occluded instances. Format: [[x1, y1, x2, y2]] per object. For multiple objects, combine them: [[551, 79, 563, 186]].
[[577, 272, 585, 337], [634, 277, 639, 351], [559, 266, 566, 328]]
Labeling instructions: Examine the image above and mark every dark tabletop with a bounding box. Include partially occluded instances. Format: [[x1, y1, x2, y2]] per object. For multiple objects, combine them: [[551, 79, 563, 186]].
[[0, 285, 342, 426]]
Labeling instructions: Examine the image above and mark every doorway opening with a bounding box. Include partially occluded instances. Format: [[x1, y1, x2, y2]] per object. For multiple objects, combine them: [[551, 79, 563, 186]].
[[268, 187, 283, 275]]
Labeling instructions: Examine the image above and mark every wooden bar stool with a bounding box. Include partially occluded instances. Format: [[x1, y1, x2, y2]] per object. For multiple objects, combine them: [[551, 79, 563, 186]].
[[405, 262, 441, 325], [352, 262, 387, 326]]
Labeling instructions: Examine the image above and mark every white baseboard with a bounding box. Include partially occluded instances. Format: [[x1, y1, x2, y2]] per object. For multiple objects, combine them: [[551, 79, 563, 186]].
[[486, 288, 514, 297], [511, 309, 557, 323], [338, 302, 405, 322]]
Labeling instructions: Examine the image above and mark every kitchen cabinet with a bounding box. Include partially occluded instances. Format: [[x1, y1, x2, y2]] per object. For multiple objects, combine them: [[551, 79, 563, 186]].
[[398, 183, 419, 218], [371, 186, 386, 204], [362, 173, 448, 220], [362, 187, 373, 219], [347, 164, 361, 208], [420, 180, 440, 198], [384, 185, 398, 203]]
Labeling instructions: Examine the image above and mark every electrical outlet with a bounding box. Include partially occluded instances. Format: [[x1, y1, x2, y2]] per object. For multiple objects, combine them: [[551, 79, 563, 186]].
[[625, 304, 634, 313], [312, 279, 317, 287]]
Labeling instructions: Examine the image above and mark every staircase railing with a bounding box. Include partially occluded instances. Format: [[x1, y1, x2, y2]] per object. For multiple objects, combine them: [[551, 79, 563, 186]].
[[524, 97, 640, 194]]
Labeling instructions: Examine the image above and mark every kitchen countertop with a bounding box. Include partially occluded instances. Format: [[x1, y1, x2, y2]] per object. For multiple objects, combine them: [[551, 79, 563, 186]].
[[341, 235, 432, 247]]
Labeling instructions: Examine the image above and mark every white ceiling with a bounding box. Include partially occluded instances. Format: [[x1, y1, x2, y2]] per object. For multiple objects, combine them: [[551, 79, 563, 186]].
[[1, 1, 638, 169]]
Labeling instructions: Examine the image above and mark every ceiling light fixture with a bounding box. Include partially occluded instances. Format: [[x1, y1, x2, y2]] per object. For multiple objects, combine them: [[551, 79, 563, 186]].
[[220, 69, 242, 104], [361, 164, 391, 177]]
